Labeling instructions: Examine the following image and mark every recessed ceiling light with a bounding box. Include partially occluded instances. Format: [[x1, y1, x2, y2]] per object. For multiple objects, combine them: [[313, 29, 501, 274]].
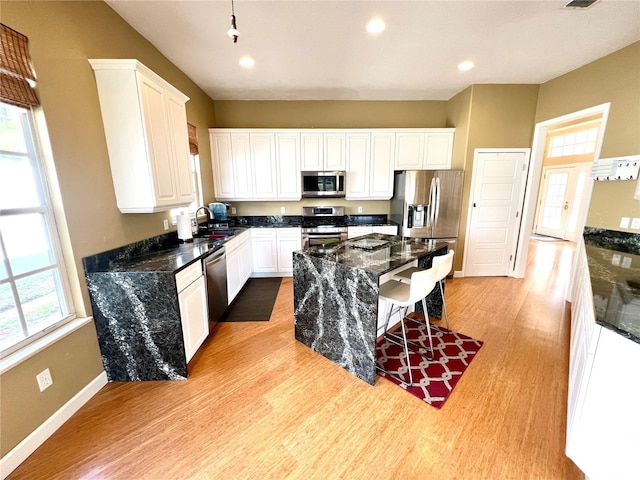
[[457, 60, 474, 72], [239, 56, 255, 68], [366, 17, 385, 34]]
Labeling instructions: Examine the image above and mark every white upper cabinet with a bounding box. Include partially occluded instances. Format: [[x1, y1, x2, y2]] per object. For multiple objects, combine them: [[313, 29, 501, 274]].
[[249, 132, 278, 199], [394, 129, 454, 170], [346, 131, 395, 200], [274, 131, 302, 200], [89, 59, 193, 213], [300, 130, 346, 171]]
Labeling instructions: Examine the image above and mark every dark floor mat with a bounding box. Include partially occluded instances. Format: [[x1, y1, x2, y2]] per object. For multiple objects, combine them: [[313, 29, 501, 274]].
[[220, 277, 282, 322]]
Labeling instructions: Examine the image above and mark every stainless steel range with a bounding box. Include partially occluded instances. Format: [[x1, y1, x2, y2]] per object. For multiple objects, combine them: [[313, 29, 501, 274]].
[[301, 206, 348, 249]]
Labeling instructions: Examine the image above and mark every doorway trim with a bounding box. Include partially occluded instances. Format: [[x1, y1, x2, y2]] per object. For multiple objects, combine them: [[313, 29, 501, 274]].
[[512, 102, 611, 278]]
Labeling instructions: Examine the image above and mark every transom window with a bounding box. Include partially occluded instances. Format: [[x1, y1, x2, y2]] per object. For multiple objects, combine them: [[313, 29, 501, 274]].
[[548, 126, 599, 158], [0, 102, 74, 355]]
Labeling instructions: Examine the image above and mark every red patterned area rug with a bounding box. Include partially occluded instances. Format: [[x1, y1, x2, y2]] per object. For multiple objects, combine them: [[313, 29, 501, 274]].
[[376, 313, 483, 409]]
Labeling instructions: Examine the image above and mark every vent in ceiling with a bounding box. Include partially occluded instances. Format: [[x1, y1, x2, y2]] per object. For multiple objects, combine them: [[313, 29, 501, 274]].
[[563, 0, 600, 9]]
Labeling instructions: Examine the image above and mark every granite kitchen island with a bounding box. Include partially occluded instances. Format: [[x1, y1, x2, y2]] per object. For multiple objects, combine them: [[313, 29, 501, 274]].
[[293, 233, 448, 385]]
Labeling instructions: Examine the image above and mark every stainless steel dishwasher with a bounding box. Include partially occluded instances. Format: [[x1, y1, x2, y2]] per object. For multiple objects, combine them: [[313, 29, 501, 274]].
[[203, 246, 228, 325]]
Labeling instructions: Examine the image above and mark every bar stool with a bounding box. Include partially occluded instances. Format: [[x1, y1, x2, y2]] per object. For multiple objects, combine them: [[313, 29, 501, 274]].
[[392, 249, 455, 330], [377, 266, 440, 386]]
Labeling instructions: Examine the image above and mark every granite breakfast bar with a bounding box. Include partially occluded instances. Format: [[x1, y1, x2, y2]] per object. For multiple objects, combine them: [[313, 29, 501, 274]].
[[293, 233, 448, 385]]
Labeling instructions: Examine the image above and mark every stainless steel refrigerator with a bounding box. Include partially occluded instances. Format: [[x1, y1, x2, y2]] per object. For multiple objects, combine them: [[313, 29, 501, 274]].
[[390, 170, 464, 276]]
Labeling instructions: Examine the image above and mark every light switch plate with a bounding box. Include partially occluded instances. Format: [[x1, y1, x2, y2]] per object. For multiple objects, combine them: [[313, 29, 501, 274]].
[[280, 206, 286, 214], [631, 218, 640, 230], [620, 217, 630, 228], [231, 207, 237, 215]]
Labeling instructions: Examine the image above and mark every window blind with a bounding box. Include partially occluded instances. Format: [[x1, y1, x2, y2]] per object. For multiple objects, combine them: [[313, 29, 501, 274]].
[[187, 123, 198, 155], [0, 23, 39, 108]]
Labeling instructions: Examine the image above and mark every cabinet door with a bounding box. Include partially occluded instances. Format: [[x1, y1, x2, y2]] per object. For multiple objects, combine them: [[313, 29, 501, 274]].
[[347, 226, 373, 239], [276, 229, 302, 275], [345, 133, 371, 199], [369, 132, 395, 199], [240, 235, 253, 284], [226, 247, 243, 304], [275, 132, 301, 199], [395, 132, 424, 170], [300, 132, 323, 171], [324, 133, 346, 170], [210, 132, 235, 199], [252, 230, 278, 272], [250, 133, 277, 199], [138, 74, 178, 207], [231, 133, 253, 198], [424, 132, 453, 169], [166, 92, 194, 204], [373, 225, 398, 235], [178, 275, 209, 363]]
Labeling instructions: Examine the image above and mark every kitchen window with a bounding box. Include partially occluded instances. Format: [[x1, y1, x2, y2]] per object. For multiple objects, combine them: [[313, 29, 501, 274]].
[[0, 102, 74, 356]]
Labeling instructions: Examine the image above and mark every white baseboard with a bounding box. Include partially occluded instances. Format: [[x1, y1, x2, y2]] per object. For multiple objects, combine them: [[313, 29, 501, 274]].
[[0, 371, 107, 479], [453, 270, 463, 278]]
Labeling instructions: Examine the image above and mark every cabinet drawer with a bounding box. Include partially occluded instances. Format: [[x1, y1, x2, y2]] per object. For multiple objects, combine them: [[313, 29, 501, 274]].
[[251, 228, 276, 238], [175, 261, 203, 292]]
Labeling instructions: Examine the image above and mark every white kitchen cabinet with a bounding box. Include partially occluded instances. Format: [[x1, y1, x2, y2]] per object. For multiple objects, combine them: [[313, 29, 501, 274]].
[[251, 229, 278, 273], [89, 59, 194, 213], [394, 129, 454, 170], [300, 130, 346, 171], [275, 132, 302, 200], [251, 228, 301, 277], [210, 131, 253, 200], [347, 226, 373, 239], [348, 225, 397, 239], [565, 238, 640, 480], [226, 229, 253, 304], [345, 132, 371, 199], [176, 261, 208, 363], [276, 228, 302, 274], [250, 132, 278, 199]]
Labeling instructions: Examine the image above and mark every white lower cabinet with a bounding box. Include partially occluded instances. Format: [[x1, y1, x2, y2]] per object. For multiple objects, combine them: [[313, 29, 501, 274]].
[[176, 261, 208, 363], [226, 229, 252, 304], [348, 225, 397, 239], [251, 228, 301, 277], [566, 238, 640, 480]]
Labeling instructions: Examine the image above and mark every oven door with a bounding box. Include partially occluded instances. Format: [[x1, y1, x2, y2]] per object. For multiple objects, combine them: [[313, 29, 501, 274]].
[[302, 232, 347, 249]]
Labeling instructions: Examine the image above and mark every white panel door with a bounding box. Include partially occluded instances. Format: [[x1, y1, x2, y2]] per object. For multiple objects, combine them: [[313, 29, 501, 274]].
[[345, 133, 371, 199], [275, 132, 301, 199], [249, 132, 277, 199], [231, 133, 253, 198], [324, 133, 346, 170], [210, 132, 235, 199], [300, 132, 323, 170], [178, 275, 208, 363], [464, 150, 529, 277], [369, 132, 395, 199]]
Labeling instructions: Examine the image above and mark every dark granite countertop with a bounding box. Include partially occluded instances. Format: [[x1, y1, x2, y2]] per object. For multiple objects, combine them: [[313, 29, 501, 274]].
[[583, 227, 640, 344], [298, 233, 447, 277]]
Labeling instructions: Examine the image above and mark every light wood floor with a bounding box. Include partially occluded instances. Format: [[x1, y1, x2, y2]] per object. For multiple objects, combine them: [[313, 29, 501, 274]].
[[9, 240, 583, 480]]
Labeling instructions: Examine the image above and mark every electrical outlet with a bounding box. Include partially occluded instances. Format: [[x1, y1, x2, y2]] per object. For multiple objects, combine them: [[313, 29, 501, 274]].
[[358, 206, 363, 213], [280, 206, 286, 214], [631, 217, 640, 230], [36, 368, 53, 392], [231, 207, 237, 215], [619, 217, 630, 228], [163, 219, 169, 231]]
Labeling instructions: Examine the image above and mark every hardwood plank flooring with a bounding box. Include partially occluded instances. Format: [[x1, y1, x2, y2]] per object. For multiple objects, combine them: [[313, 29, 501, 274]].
[[8, 240, 583, 479]]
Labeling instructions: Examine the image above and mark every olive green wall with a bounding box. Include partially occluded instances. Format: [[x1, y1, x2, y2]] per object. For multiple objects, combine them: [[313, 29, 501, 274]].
[[212, 100, 448, 216], [445, 84, 540, 271], [535, 42, 640, 232], [1, 1, 216, 458]]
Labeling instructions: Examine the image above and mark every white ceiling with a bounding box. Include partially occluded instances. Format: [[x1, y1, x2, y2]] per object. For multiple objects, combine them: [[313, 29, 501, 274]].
[[106, 0, 640, 101]]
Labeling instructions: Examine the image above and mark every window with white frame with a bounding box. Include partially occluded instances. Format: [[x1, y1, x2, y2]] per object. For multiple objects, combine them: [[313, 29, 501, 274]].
[[0, 102, 74, 355], [548, 125, 599, 158]]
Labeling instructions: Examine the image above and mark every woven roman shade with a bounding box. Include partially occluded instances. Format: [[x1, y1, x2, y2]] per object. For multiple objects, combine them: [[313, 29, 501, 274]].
[[187, 123, 198, 155], [0, 23, 39, 108]]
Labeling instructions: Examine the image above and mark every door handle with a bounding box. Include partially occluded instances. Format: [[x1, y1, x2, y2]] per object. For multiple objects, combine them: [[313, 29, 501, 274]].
[[564, 201, 569, 210]]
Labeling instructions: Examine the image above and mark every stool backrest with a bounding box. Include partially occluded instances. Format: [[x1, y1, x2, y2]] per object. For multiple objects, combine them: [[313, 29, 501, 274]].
[[433, 249, 455, 281], [408, 266, 440, 304]]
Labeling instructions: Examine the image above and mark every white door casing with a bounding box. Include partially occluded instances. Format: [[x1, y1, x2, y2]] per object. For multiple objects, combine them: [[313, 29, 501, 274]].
[[463, 149, 530, 277]]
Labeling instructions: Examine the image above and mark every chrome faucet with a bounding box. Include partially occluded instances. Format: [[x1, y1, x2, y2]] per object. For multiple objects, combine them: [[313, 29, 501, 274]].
[[194, 206, 213, 233]]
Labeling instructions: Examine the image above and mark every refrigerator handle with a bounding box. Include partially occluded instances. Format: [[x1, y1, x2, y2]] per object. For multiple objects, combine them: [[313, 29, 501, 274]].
[[434, 177, 441, 230], [428, 177, 436, 229]]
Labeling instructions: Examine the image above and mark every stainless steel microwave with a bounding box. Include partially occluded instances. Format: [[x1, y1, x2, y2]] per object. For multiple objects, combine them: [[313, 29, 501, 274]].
[[301, 171, 346, 198]]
